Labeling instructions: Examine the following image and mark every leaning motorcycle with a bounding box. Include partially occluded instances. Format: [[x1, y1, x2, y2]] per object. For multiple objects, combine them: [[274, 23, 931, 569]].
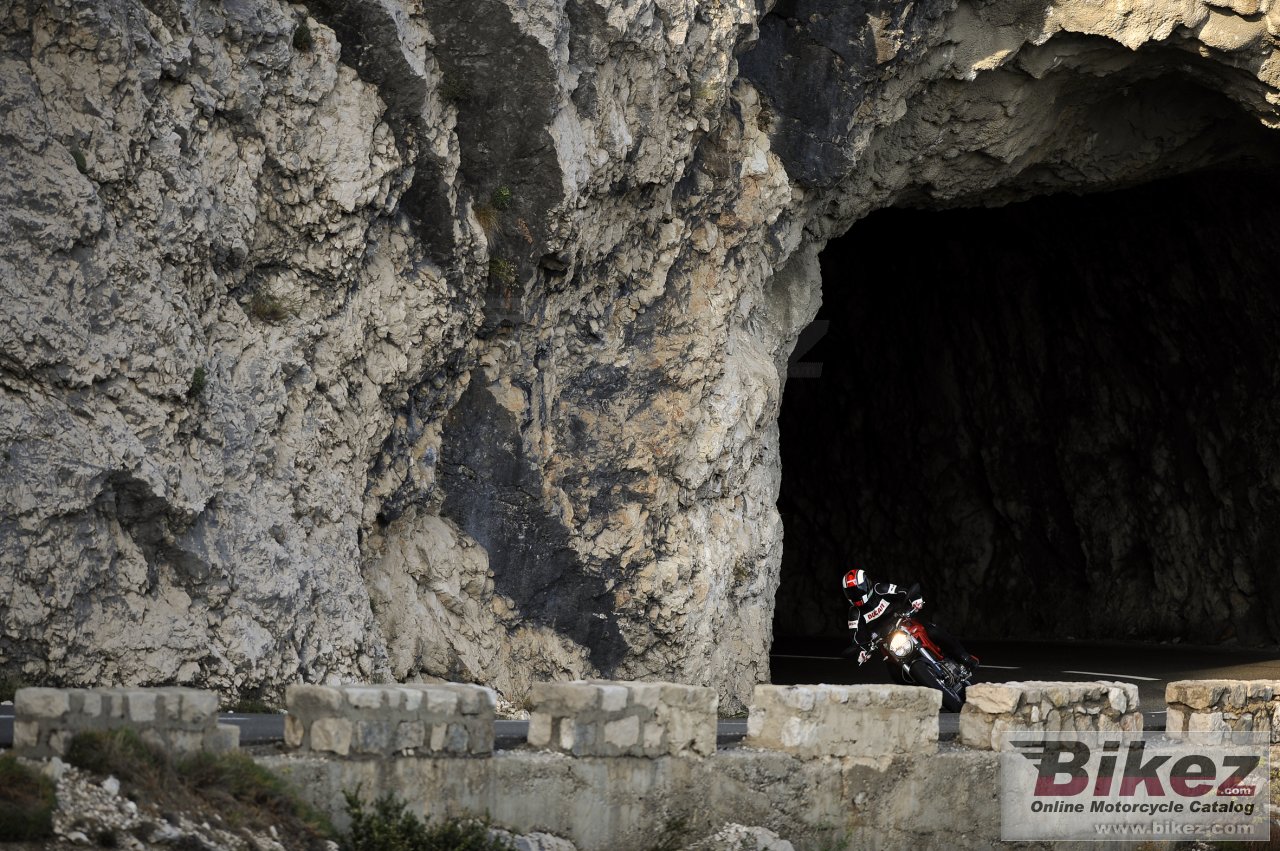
[[864, 610, 974, 712]]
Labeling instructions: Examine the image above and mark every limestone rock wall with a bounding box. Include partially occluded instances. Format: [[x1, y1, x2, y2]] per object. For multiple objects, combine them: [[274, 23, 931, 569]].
[[2, 0, 1279, 710]]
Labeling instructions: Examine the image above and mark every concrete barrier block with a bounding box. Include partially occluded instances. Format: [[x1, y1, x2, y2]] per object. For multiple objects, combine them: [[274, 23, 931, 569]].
[[527, 680, 717, 758], [282, 682, 495, 757], [745, 684, 939, 758], [16, 688, 70, 720], [528, 713, 552, 747], [959, 681, 1142, 750], [126, 691, 158, 723], [1166, 680, 1280, 743], [204, 724, 241, 753], [395, 721, 425, 751], [175, 688, 219, 724], [14, 686, 228, 759], [312, 717, 353, 755], [286, 684, 345, 714], [13, 720, 39, 750]]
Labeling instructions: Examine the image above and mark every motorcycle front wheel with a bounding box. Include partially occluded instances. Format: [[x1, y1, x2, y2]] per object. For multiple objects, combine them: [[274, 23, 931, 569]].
[[884, 658, 911, 685], [908, 658, 965, 712]]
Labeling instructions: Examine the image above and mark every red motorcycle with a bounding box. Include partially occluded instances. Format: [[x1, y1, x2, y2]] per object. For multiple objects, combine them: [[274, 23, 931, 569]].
[[866, 610, 974, 712]]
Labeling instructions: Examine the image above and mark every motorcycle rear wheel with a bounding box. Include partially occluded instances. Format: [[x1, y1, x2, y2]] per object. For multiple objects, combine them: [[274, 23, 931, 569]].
[[909, 658, 966, 712]]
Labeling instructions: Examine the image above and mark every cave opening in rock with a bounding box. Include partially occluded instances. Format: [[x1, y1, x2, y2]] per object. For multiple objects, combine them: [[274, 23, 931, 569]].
[[774, 166, 1280, 653]]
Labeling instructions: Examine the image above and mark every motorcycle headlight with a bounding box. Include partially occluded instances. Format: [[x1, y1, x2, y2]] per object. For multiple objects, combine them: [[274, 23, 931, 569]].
[[887, 630, 915, 658]]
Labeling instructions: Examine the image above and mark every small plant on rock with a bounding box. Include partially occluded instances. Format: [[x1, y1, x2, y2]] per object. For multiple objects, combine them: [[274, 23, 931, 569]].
[[473, 203, 500, 234], [293, 19, 314, 52], [488, 257, 517, 289], [247, 286, 298, 323], [489, 186, 513, 211], [187, 366, 207, 400]]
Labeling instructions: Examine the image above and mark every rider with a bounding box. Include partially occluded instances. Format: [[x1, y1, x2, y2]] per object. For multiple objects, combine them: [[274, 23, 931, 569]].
[[842, 568, 980, 671]]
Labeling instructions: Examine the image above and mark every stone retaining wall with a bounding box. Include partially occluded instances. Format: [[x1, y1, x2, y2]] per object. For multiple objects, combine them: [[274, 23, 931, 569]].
[[958, 681, 1142, 749], [1166, 679, 1280, 741], [13, 686, 236, 759], [283, 684, 496, 757], [744, 684, 939, 758], [527, 681, 716, 757]]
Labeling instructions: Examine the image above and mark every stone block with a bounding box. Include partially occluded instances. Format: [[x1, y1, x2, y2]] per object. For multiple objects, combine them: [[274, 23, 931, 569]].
[[171, 730, 206, 753], [286, 684, 345, 715], [13, 720, 40, 752], [312, 718, 353, 756], [746, 684, 938, 758], [126, 691, 158, 723], [16, 688, 70, 720], [73, 690, 103, 719], [285, 714, 306, 748], [427, 689, 460, 715], [204, 724, 241, 753], [353, 720, 394, 754], [395, 721, 425, 751], [965, 684, 1021, 715], [346, 687, 390, 710], [605, 715, 641, 748], [399, 687, 424, 712], [445, 724, 471, 754], [532, 682, 599, 714], [959, 682, 1141, 750], [48, 729, 73, 756], [175, 689, 219, 724], [559, 720, 578, 752], [102, 691, 127, 719], [599, 685, 629, 713], [528, 713, 552, 747], [458, 686, 496, 715]]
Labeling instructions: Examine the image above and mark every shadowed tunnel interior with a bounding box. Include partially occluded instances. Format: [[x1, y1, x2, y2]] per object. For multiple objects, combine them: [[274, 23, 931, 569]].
[[774, 168, 1280, 650]]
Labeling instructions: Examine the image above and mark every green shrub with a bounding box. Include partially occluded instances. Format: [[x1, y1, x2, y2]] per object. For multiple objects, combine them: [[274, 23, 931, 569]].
[[65, 728, 170, 786], [187, 366, 207, 399], [342, 792, 513, 851], [66, 730, 333, 845], [488, 258, 517, 288], [0, 754, 56, 841], [489, 186, 513, 211], [178, 750, 331, 836], [293, 19, 314, 52]]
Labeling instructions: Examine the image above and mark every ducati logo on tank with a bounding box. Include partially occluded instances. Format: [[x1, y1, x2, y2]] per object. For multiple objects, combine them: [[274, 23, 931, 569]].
[[864, 599, 889, 621]]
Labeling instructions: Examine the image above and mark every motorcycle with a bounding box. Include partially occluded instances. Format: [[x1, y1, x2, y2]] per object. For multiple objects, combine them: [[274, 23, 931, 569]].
[[864, 609, 974, 712]]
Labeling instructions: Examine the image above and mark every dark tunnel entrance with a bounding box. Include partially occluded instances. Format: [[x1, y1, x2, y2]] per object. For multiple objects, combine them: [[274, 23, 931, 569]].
[[774, 168, 1280, 652]]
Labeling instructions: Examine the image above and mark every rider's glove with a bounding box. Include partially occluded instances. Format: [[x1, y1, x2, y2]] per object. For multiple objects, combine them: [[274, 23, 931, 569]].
[[857, 650, 871, 665], [910, 598, 924, 613]]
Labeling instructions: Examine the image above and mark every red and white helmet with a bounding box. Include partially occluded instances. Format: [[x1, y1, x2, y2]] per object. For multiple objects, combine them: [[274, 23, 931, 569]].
[[843, 569, 871, 606]]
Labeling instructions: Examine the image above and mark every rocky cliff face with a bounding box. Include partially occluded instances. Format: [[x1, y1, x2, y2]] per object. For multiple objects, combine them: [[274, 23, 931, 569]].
[[2, 0, 1278, 709]]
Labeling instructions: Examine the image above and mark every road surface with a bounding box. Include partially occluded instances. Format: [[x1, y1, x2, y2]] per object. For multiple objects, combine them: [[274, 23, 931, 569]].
[[3, 640, 1277, 749]]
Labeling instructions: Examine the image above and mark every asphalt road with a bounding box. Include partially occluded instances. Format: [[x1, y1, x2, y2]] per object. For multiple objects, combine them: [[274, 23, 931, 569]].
[[3, 640, 1278, 749]]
